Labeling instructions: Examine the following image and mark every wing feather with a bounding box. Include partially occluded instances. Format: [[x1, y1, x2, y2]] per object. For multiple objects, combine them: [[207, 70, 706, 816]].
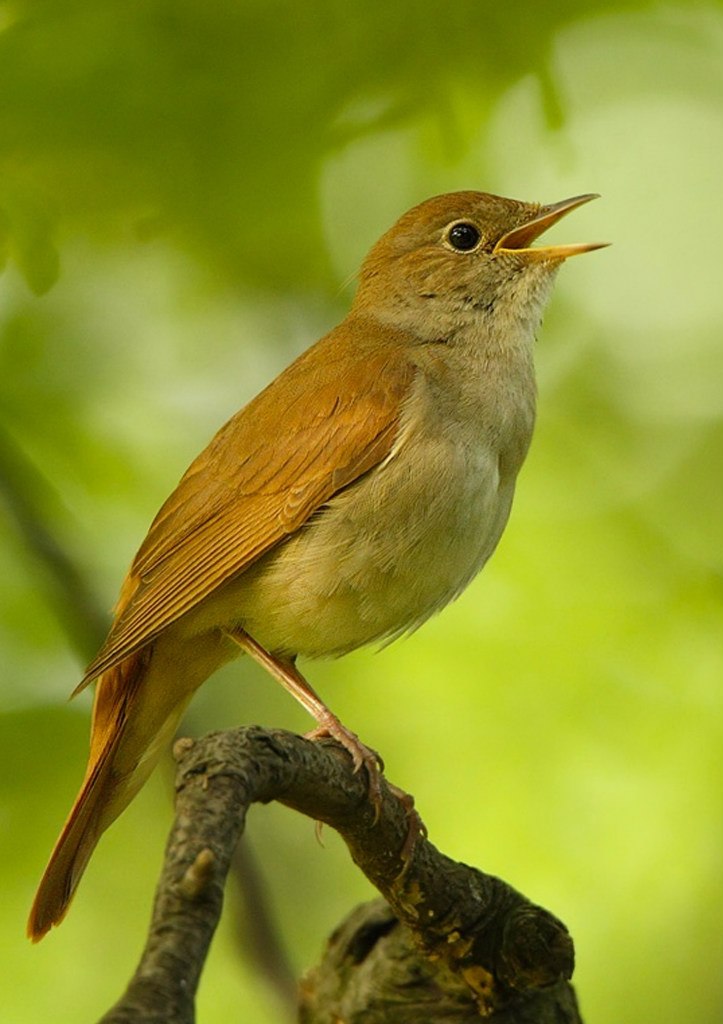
[[78, 319, 416, 688]]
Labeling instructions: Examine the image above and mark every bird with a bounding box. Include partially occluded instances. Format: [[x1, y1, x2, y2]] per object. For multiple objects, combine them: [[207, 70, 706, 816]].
[[28, 189, 606, 940]]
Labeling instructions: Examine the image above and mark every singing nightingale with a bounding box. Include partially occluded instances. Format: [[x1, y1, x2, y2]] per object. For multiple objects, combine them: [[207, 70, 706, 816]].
[[28, 190, 605, 940]]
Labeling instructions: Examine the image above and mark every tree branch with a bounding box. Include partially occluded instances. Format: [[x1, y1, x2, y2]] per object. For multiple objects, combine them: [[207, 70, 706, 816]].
[[98, 726, 580, 1023]]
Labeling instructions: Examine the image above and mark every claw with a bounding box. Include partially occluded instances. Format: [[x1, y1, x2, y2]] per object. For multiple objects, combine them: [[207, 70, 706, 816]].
[[305, 719, 384, 814]]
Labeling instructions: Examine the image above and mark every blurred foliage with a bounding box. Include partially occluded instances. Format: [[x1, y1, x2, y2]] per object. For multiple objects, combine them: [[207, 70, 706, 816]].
[[1, 0, 656, 294], [1, 1, 722, 1023]]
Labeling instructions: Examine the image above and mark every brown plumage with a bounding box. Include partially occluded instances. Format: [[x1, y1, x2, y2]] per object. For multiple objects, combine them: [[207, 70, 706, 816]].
[[28, 190, 604, 940]]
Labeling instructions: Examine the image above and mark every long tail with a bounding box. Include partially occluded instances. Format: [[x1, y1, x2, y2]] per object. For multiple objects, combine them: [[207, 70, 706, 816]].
[[27, 648, 189, 941]]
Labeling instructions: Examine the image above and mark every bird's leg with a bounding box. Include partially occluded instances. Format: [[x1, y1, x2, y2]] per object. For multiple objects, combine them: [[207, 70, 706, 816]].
[[223, 627, 384, 807]]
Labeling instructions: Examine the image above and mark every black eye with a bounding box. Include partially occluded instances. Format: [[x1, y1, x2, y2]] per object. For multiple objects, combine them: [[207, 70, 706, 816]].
[[447, 222, 480, 251]]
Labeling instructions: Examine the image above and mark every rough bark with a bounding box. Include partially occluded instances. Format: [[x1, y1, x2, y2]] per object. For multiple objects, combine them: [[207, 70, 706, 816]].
[[98, 726, 582, 1023]]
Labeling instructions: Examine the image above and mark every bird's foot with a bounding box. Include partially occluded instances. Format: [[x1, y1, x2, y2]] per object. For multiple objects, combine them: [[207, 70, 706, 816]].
[[305, 714, 385, 812], [223, 627, 390, 819], [386, 782, 427, 869]]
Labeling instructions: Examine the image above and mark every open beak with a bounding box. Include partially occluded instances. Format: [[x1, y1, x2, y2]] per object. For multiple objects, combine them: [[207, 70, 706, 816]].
[[493, 193, 609, 260]]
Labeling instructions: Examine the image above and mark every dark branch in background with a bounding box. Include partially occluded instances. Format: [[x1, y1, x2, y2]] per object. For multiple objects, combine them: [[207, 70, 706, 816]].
[[98, 727, 581, 1024], [0, 422, 108, 657], [229, 835, 299, 1015]]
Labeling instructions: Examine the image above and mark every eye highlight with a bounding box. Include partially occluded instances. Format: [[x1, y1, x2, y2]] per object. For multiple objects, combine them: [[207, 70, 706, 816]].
[[446, 221, 481, 252]]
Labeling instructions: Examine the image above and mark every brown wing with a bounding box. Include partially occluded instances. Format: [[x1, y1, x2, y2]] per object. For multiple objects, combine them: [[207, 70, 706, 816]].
[[78, 318, 416, 687]]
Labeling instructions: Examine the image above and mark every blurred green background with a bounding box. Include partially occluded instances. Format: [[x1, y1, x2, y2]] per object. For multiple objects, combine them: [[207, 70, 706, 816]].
[[1, 1, 721, 1021]]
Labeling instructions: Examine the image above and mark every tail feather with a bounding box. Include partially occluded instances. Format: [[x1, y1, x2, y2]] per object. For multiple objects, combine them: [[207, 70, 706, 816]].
[[27, 742, 117, 941], [28, 648, 187, 941]]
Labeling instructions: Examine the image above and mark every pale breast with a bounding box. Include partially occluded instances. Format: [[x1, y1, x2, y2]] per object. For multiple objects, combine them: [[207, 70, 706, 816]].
[[232, 393, 523, 658], [230, 454, 509, 657]]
